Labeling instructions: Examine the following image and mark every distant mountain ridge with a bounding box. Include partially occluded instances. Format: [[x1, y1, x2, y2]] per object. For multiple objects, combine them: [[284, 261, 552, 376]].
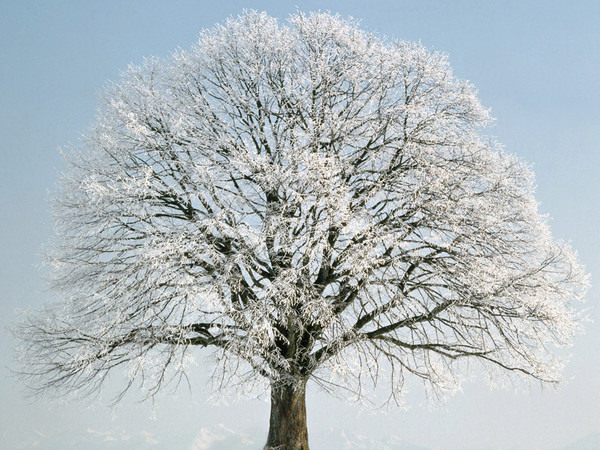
[[558, 432, 600, 450], [189, 425, 429, 449], [17, 423, 598, 449]]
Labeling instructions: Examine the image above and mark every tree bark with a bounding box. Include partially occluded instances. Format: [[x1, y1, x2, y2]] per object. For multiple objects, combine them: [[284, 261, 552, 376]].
[[264, 380, 309, 450]]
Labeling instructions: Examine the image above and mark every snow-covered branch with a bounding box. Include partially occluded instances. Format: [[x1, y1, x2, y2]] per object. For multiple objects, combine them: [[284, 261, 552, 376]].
[[16, 11, 588, 406]]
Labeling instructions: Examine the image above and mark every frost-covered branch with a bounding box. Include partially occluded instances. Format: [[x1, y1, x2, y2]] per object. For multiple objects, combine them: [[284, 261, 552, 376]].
[[15, 11, 587, 406]]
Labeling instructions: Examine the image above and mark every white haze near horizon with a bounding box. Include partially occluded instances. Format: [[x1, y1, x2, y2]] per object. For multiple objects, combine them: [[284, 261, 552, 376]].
[[1, 1, 599, 449]]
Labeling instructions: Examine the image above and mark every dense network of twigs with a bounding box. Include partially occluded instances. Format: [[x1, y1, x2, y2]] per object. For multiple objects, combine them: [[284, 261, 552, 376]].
[[16, 11, 587, 404]]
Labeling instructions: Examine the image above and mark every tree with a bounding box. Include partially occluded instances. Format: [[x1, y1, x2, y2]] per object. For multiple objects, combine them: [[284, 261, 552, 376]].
[[16, 11, 588, 450]]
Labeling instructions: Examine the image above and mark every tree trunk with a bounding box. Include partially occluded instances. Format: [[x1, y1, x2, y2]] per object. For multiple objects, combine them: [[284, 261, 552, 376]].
[[264, 380, 309, 450]]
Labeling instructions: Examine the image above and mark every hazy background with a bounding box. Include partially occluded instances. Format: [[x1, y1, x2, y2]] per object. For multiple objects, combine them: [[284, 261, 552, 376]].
[[1, 1, 599, 449]]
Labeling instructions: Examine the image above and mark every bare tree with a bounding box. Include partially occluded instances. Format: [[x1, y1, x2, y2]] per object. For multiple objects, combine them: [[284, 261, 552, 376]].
[[15, 11, 587, 450]]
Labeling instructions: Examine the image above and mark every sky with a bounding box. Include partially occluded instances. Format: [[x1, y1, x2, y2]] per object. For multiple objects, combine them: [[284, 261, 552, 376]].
[[1, 1, 599, 449]]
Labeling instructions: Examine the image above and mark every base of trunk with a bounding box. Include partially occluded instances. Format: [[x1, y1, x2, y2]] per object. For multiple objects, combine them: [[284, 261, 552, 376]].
[[264, 380, 309, 450]]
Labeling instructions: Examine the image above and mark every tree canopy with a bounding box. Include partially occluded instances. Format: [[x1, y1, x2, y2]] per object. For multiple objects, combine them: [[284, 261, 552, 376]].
[[16, 10, 588, 449]]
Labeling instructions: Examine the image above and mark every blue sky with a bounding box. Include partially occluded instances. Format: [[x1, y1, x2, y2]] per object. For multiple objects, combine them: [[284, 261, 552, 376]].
[[1, 1, 599, 449]]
